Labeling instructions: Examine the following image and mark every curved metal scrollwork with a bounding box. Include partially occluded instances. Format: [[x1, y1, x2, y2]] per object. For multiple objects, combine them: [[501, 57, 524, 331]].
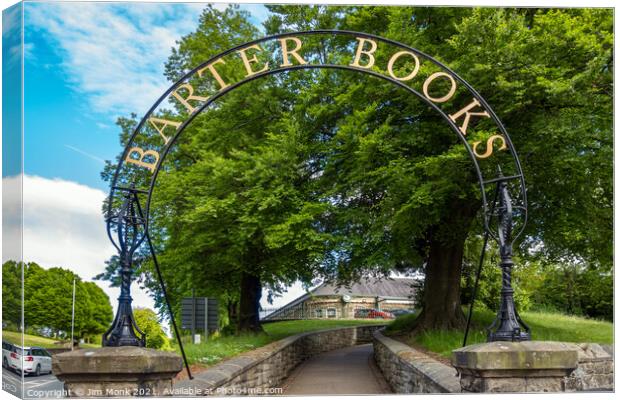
[[102, 186, 147, 347]]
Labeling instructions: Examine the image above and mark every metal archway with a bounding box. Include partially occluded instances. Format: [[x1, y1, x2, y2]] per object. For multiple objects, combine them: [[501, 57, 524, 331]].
[[102, 31, 530, 373]]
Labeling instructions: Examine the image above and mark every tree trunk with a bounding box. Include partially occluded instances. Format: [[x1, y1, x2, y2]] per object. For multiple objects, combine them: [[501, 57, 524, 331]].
[[227, 298, 238, 327], [413, 200, 479, 333], [237, 272, 263, 334]]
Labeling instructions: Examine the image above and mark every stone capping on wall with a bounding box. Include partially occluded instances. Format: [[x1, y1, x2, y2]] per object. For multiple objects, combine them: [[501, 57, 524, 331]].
[[372, 328, 461, 393], [174, 324, 386, 395], [452, 341, 614, 393], [53, 346, 183, 397]]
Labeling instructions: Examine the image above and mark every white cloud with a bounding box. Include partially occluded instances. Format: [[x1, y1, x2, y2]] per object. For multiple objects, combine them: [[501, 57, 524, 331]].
[[3, 3, 23, 73], [25, 2, 269, 120], [2, 174, 22, 264], [25, 2, 204, 117], [1, 174, 303, 325], [2, 175, 155, 311]]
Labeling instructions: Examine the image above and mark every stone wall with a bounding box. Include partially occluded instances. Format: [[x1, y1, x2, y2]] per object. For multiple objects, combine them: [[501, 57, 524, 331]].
[[565, 343, 613, 391], [53, 347, 183, 397], [374, 331, 613, 394], [174, 324, 385, 396], [453, 341, 614, 393], [372, 329, 460, 393]]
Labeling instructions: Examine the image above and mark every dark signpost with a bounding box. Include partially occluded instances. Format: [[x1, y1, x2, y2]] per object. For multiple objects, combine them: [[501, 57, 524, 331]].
[[102, 30, 533, 380], [181, 297, 220, 341]]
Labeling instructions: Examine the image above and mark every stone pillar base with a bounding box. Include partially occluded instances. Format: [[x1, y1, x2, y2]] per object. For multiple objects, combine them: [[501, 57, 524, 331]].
[[452, 341, 579, 393], [53, 346, 183, 397]]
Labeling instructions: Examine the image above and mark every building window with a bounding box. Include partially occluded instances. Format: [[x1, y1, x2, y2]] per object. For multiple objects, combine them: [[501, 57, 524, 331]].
[[327, 308, 337, 318], [315, 309, 323, 318]]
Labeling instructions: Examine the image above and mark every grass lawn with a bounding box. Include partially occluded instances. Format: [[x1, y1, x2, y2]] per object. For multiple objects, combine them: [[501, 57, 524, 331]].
[[2, 331, 69, 349], [179, 319, 387, 366], [2, 331, 100, 349], [386, 309, 613, 359]]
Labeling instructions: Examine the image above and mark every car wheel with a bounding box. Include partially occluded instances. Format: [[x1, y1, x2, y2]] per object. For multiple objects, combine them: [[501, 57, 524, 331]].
[[2, 356, 7, 369], [34, 364, 40, 377]]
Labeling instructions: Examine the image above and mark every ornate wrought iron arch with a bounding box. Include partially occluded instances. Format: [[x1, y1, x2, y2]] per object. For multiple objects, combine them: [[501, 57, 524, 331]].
[[102, 31, 530, 374]]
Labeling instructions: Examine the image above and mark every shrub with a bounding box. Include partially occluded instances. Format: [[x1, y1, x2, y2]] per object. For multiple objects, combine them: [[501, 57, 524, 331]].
[[133, 308, 171, 350]]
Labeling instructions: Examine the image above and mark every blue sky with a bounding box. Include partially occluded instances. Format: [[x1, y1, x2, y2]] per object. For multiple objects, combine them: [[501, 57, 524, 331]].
[[1, 2, 279, 309], [23, 2, 269, 191], [3, 2, 311, 312]]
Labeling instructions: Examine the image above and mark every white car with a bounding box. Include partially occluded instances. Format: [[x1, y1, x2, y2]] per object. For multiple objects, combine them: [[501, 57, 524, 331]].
[[2, 340, 15, 369], [9, 346, 53, 376]]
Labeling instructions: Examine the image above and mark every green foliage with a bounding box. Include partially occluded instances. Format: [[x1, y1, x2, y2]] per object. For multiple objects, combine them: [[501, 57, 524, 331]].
[[99, 6, 612, 332], [461, 239, 613, 321], [444, 8, 613, 266], [81, 282, 114, 340], [384, 312, 419, 335], [461, 237, 537, 313], [2, 261, 22, 328], [267, 6, 613, 323], [133, 308, 171, 350], [530, 263, 613, 320], [2, 261, 113, 339]]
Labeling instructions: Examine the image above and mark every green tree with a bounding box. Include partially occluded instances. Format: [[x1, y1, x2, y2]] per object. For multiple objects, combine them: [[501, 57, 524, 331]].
[[447, 8, 612, 327], [2, 261, 22, 328], [101, 5, 334, 333], [80, 282, 113, 342], [445, 8, 613, 265], [25, 267, 83, 337], [100, 6, 612, 335], [262, 6, 612, 331], [133, 308, 171, 350], [461, 238, 613, 321], [22, 264, 113, 339]]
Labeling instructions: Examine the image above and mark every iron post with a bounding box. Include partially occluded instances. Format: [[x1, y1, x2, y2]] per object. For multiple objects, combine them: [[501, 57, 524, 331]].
[[486, 178, 530, 342], [102, 187, 146, 347]]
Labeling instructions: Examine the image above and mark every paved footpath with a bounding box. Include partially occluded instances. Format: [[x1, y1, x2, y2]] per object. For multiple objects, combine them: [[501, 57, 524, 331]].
[[282, 344, 392, 395], [3, 366, 64, 398]]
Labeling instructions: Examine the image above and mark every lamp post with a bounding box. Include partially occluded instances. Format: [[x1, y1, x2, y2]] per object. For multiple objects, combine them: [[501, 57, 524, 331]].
[[102, 186, 146, 347], [486, 179, 530, 342]]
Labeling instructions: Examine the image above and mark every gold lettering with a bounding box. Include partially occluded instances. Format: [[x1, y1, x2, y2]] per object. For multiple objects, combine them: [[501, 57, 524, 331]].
[[422, 72, 457, 103], [197, 58, 229, 90], [350, 37, 377, 69], [171, 83, 208, 114], [449, 98, 490, 135], [279, 37, 307, 67], [387, 51, 420, 81], [237, 44, 269, 77], [148, 117, 181, 144], [472, 135, 507, 159], [125, 147, 160, 172]]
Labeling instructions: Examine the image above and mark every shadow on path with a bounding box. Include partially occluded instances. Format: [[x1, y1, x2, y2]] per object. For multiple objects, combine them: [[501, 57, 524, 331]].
[[282, 344, 392, 395]]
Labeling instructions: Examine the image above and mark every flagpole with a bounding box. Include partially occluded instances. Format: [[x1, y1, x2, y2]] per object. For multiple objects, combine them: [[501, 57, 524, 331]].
[[71, 278, 76, 351]]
